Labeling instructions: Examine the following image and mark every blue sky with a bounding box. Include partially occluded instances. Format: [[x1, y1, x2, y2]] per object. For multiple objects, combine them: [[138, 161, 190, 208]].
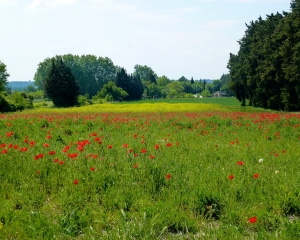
[[1, 0, 291, 81]]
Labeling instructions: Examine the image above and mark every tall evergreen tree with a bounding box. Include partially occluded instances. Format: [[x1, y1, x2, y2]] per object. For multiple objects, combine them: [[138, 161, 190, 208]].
[[0, 60, 10, 92], [45, 58, 80, 107], [190, 77, 195, 84]]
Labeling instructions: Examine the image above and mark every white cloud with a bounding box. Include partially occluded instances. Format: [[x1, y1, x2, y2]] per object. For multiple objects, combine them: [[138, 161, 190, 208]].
[[0, 0, 17, 6], [26, 0, 77, 10]]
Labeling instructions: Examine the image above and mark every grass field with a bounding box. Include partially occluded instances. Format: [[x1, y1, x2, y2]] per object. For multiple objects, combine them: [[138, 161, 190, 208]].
[[1, 98, 300, 239]]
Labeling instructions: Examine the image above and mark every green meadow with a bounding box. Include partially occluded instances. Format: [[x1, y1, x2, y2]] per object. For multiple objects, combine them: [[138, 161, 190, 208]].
[[0, 98, 300, 239]]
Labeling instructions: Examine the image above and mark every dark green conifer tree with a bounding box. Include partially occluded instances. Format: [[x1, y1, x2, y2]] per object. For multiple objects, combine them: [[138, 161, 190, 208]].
[[45, 58, 80, 107]]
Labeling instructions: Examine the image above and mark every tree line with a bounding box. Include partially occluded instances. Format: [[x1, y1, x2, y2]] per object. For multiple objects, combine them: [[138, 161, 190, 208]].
[[1, 56, 233, 110], [228, 0, 300, 111]]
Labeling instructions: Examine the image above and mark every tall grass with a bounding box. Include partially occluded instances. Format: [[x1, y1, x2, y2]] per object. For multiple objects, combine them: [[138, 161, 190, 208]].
[[0, 107, 300, 239]]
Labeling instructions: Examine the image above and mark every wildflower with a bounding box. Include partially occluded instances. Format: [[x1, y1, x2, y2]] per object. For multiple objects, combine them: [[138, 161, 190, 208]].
[[247, 216, 257, 224], [44, 143, 49, 148], [46, 135, 52, 139], [34, 153, 44, 160], [8, 144, 13, 148], [20, 147, 28, 152], [228, 174, 234, 180], [253, 173, 259, 179], [36, 170, 41, 175], [275, 170, 279, 174], [1, 149, 8, 154], [107, 144, 113, 149], [166, 142, 172, 147], [258, 158, 263, 163], [154, 144, 159, 150], [133, 164, 138, 169], [90, 167, 95, 171], [134, 153, 138, 157], [166, 174, 171, 180], [127, 149, 133, 154], [53, 158, 59, 163], [48, 151, 56, 155], [122, 143, 129, 148], [30, 141, 35, 147], [6, 132, 14, 137], [141, 148, 147, 153], [59, 161, 65, 165], [237, 161, 244, 165], [149, 154, 155, 159], [73, 179, 79, 185], [13, 145, 19, 149]]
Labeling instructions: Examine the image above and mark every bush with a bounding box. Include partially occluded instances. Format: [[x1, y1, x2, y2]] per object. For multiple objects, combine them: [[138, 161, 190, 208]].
[[0, 92, 33, 112], [77, 95, 92, 107]]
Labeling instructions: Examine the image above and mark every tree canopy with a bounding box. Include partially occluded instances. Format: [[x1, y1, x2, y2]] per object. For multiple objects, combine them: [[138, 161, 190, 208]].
[[228, 0, 300, 110], [45, 58, 80, 107], [0, 60, 10, 92], [34, 54, 117, 98]]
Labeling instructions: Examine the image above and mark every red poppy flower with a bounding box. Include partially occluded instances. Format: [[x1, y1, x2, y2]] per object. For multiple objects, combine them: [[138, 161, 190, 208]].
[[134, 153, 138, 157], [53, 158, 59, 163], [166, 174, 171, 180], [46, 135, 52, 139], [133, 164, 138, 169], [30, 141, 35, 147], [77, 146, 84, 152], [127, 149, 133, 154], [36, 170, 41, 175], [141, 148, 147, 153], [149, 154, 155, 159], [166, 143, 172, 147], [228, 174, 234, 180], [8, 143, 13, 148], [0, 143, 6, 148], [20, 147, 28, 152], [34, 153, 44, 160], [6, 132, 14, 137], [253, 173, 259, 179], [248, 216, 257, 224], [44, 143, 49, 148], [13, 145, 19, 149], [90, 167, 95, 171], [108, 144, 113, 149], [154, 144, 159, 150], [59, 161, 65, 165], [73, 179, 79, 185], [122, 143, 129, 148], [48, 151, 56, 155], [1, 149, 8, 154], [237, 161, 244, 165]]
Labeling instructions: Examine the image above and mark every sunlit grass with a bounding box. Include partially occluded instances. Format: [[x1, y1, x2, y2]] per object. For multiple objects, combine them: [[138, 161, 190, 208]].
[[1, 105, 300, 239]]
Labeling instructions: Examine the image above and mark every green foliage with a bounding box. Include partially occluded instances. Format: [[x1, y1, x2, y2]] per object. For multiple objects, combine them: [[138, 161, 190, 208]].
[[45, 58, 80, 107], [228, 2, 300, 110], [115, 68, 143, 100], [0, 60, 10, 92], [77, 94, 93, 106], [34, 54, 117, 98], [96, 81, 128, 101], [0, 92, 33, 112], [201, 89, 212, 98]]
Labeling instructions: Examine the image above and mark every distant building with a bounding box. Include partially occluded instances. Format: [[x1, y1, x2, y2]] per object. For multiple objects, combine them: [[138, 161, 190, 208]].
[[213, 91, 227, 98]]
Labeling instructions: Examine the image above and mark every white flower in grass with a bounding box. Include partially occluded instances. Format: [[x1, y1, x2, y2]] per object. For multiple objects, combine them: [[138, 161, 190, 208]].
[[275, 170, 279, 174], [258, 158, 263, 163]]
